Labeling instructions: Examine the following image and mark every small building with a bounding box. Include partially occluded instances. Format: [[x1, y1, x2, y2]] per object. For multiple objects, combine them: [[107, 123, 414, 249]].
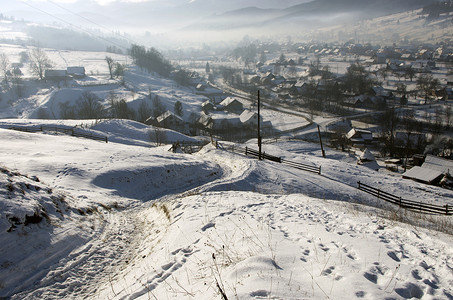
[[67, 66, 86, 78], [156, 110, 185, 130], [239, 110, 262, 129], [219, 97, 243, 113], [45, 69, 68, 81], [210, 114, 241, 131], [402, 166, 444, 184], [196, 83, 206, 91], [402, 155, 453, 185], [357, 148, 379, 171], [422, 155, 453, 175], [195, 85, 227, 104], [346, 128, 373, 147], [201, 100, 214, 113]]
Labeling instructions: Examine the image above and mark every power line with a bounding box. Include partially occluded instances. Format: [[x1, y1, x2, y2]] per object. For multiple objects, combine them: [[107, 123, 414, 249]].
[[47, 0, 137, 46], [18, 0, 130, 51]]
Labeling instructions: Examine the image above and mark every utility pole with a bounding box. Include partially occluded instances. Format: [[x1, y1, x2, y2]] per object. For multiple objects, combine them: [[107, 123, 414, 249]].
[[258, 90, 262, 160], [317, 125, 326, 158]]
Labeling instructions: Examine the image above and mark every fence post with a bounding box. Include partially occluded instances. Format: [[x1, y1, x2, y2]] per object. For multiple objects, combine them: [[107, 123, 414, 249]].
[[105, 136, 108, 143], [446, 204, 449, 215], [318, 166, 321, 175], [377, 189, 380, 199], [245, 146, 248, 155], [399, 197, 402, 207]]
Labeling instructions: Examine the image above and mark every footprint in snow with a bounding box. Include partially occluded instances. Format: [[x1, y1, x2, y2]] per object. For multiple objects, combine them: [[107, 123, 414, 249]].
[[387, 251, 401, 262], [395, 282, 424, 299]]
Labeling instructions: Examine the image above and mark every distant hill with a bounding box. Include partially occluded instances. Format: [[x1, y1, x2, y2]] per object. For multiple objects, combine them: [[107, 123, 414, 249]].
[[2, 0, 450, 46], [178, 0, 446, 43], [185, 0, 439, 30]]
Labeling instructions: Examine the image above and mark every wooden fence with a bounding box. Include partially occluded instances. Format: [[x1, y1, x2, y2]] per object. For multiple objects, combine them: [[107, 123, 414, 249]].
[[218, 143, 321, 175], [357, 181, 452, 215], [9, 126, 108, 143], [169, 141, 210, 154]]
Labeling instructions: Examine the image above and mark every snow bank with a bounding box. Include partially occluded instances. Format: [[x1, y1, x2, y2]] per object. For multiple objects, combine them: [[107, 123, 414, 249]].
[[91, 119, 203, 147]]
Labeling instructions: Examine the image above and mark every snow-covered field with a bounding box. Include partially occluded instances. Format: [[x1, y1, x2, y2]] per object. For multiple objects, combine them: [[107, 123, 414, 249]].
[[1, 119, 452, 299]]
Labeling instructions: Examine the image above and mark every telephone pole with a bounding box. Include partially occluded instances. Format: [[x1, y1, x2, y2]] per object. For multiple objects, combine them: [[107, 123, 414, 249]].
[[258, 90, 262, 160]]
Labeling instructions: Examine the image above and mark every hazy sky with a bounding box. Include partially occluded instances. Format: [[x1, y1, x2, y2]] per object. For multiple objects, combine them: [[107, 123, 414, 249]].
[[1, 0, 314, 45], [5, 0, 311, 10]]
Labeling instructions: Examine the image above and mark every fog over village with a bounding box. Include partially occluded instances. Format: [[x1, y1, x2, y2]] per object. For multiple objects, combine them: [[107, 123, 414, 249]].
[[1, 0, 453, 299]]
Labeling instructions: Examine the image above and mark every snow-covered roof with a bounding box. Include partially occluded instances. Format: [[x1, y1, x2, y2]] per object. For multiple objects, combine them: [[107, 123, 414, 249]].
[[156, 110, 184, 124], [67, 66, 85, 75], [346, 128, 373, 141], [201, 100, 213, 108], [422, 155, 453, 175], [219, 97, 241, 107], [359, 148, 375, 161], [239, 110, 257, 123], [403, 166, 444, 184], [45, 69, 67, 77]]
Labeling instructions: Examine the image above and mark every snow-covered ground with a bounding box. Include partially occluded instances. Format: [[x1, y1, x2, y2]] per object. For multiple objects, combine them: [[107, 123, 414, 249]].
[[1, 119, 452, 299]]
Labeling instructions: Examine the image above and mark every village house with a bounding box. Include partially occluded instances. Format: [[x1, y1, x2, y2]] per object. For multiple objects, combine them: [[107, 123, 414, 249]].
[[202, 113, 241, 132], [201, 100, 214, 113], [67, 66, 86, 79], [195, 84, 227, 104], [218, 97, 243, 113], [346, 128, 373, 148], [156, 110, 185, 131], [196, 83, 206, 92], [403, 155, 453, 186], [45, 69, 68, 81], [239, 110, 262, 129]]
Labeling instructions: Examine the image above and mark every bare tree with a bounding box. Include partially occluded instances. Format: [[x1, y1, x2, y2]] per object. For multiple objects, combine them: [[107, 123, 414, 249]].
[[0, 53, 10, 83], [378, 107, 399, 157], [445, 104, 452, 129], [174, 100, 183, 117], [149, 127, 167, 146], [29, 47, 53, 80], [110, 97, 135, 119], [77, 91, 106, 120], [405, 67, 416, 82], [105, 56, 114, 79], [11, 74, 24, 98], [152, 95, 165, 118], [137, 100, 152, 123], [59, 101, 77, 119], [114, 62, 125, 78], [416, 74, 439, 105]]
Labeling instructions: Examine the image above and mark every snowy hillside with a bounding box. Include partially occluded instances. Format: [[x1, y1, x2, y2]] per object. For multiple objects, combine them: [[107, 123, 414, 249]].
[[1, 119, 452, 299], [314, 8, 453, 44]]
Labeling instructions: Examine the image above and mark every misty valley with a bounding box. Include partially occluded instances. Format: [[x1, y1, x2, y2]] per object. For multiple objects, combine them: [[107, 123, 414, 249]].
[[1, 0, 453, 299]]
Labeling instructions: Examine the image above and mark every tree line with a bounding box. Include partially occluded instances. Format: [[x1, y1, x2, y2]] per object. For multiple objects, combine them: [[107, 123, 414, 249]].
[[129, 44, 173, 77]]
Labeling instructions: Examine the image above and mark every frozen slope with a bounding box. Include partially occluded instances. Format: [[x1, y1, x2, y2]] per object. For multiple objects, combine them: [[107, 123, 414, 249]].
[[0, 120, 452, 299]]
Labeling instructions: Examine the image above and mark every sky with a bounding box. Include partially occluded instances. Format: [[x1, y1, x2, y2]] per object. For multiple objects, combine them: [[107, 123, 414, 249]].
[[1, 0, 313, 42]]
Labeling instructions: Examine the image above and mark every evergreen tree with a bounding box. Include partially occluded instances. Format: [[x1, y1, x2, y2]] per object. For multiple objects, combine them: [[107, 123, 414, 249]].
[[174, 100, 183, 117]]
